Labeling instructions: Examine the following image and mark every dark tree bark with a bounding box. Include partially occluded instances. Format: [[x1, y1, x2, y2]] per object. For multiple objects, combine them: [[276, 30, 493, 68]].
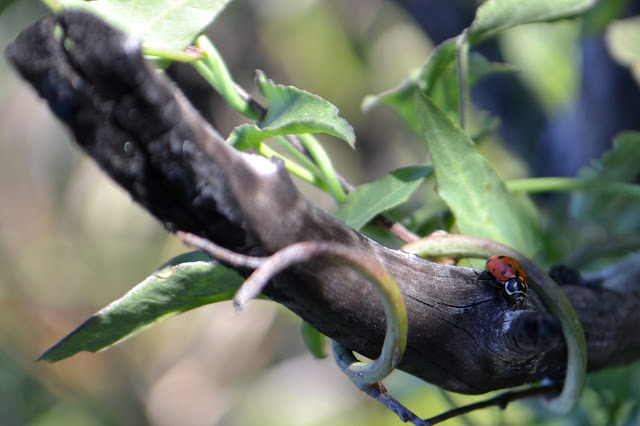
[[5, 10, 640, 395]]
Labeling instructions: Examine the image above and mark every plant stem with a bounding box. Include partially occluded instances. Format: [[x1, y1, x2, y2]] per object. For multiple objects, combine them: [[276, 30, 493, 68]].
[[507, 177, 640, 197], [142, 46, 203, 62], [254, 143, 326, 189], [273, 136, 323, 177], [298, 134, 346, 202], [193, 36, 261, 120], [455, 30, 470, 130]]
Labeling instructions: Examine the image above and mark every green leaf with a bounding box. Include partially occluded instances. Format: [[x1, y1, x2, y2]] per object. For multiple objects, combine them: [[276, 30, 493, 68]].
[[585, 131, 640, 181], [59, 0, 232, 50], [364, 0, 596, 125], [362, 44, 511, 133], [395, 177, 451, 235], [467, 52, 516, 86], [469, 0, 597, 43], [570, 132, 640, 227], [39, 254, 245, 363], [155, 249, 217, 270], [362, 70, 422, 134], [0, 0, 18, 16], [605, 16, 640, 86], [415, 91, 541, 256], [229, 70, 355, 151], [498, 21, 581, 112], [334, 165, 432, 230], [418, 39, 459, 95], [301, 322, 327, 359], [362, 41, 458, 132]]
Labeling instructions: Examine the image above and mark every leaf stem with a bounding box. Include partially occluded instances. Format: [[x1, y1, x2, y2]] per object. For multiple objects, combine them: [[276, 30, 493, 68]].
[[142, 46, 204, 62], [193, 35, 261, 120], [298, 134, 346, 202], [455, 30, 470, 130], [254, 143, 326, 188], [273, 136, 324, 177], [507, 177, 640, 197]]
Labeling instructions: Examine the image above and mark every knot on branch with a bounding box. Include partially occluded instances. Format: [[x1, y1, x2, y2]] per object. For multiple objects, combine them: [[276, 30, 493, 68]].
[[506, 311, 561, 353]]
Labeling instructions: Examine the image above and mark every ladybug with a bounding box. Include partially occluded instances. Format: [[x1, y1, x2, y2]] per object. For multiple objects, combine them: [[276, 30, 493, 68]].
[[485, 255, 529, 309]]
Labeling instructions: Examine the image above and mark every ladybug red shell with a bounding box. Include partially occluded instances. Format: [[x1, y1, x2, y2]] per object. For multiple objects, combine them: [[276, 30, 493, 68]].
[[485, 255, 529, 308], [485, 255, 528, 284]]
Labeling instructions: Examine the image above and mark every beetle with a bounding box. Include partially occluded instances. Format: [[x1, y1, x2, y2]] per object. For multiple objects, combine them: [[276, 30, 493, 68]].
[[484, 255, 529, 309]]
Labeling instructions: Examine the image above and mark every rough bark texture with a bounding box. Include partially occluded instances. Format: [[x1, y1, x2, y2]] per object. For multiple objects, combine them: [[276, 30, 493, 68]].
[[6, 11, 640, 395]]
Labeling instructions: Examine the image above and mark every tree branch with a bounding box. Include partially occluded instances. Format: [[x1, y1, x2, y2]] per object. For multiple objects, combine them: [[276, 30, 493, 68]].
[[6, 10, 640, 396]]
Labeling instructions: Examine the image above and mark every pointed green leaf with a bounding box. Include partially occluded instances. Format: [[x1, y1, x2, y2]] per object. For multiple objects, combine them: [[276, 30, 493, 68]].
[[362, 71, 422, 134], [362, 40, 458, 132], [39, 254, 245, 363], [469, 0, 597, 43], [399, 193, 451, 235], [499, 21, 582, 112], [335, 165, 432, 230], [59, 0, 232, 50], [587, 131, 640, 181], [415, 91, 541, 255], [571, 132, 640, 226], [301, 322, 327, 360], [365, 0, 596, 124], [229, 70, 355, 150], [606, 16, 640, 86], [156, 249, 217, 270], [467, 52, 516, 85], [418, 39, 459, 95], [363, 43, 511, 133]]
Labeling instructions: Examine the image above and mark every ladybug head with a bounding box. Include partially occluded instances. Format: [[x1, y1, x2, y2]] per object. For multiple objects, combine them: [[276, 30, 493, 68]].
[[503, 273, 528, 308]]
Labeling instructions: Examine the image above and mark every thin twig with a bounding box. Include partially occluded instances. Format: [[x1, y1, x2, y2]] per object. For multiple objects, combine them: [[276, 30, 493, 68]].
[[390, 222, 420, 243], [371, 215, 420, 243], [176, 231, 265, 269], [426, 385, 560, 424], [337, 172, 356, 193], [364, 382, 431, 426], [285, 134, 307, 153]]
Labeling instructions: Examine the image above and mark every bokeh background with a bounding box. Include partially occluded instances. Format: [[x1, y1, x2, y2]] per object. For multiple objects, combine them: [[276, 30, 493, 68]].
[[1, 0, 640, 425]]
